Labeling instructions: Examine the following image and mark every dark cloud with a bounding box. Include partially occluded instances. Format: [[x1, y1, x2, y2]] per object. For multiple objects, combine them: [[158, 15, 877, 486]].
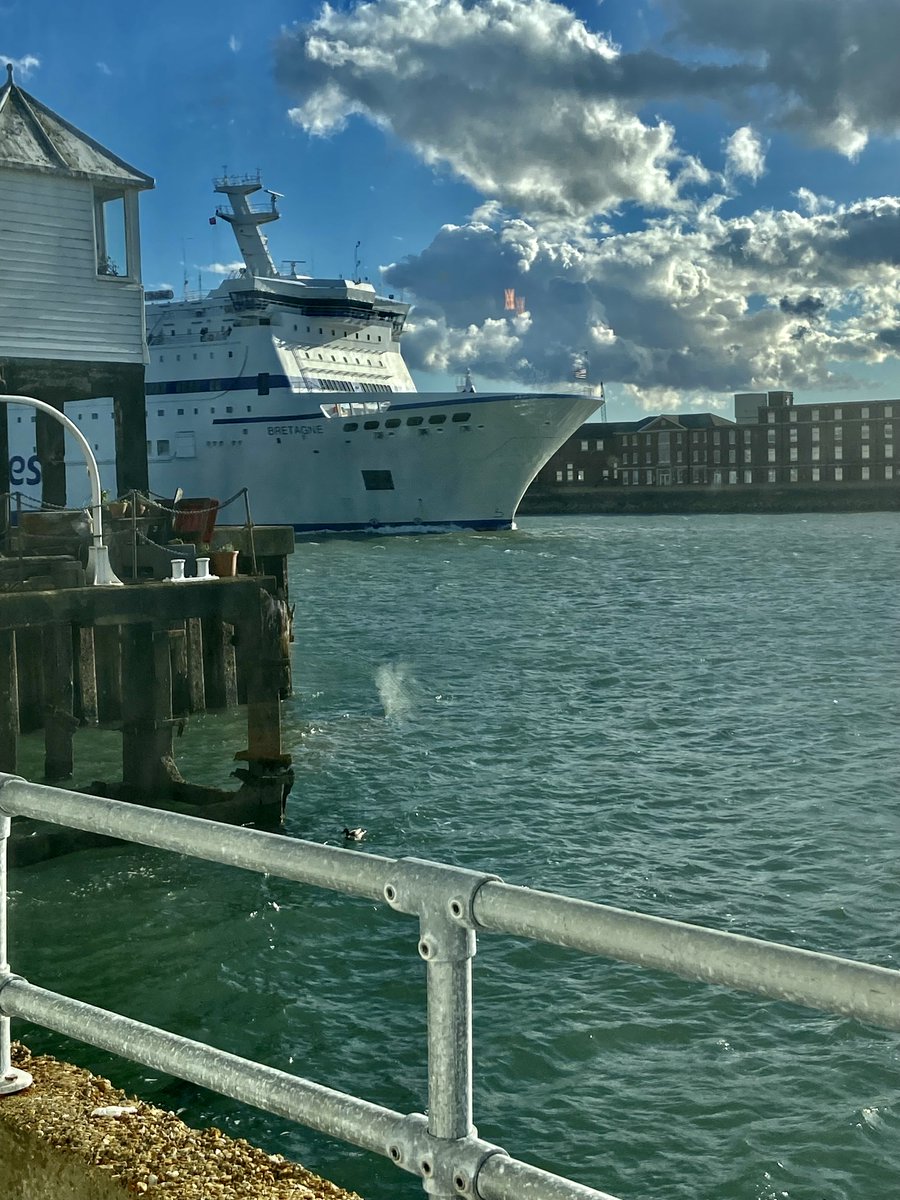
[[383, 198, 900, 405], [779, 295, 825, 317]]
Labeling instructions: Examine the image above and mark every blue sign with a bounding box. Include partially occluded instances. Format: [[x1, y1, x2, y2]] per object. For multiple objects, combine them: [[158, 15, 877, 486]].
[[9, 455, 41, 486]]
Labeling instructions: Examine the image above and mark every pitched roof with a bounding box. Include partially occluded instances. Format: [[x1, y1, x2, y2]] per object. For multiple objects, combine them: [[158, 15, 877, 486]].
[[0, 64, 153, 189]]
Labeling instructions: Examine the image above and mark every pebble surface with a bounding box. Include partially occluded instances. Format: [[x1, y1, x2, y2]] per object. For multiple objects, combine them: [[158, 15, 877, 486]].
[[1, 1044, 364, 1199]]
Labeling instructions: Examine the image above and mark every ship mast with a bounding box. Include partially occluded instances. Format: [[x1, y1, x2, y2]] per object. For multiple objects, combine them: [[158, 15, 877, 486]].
[[213, 173, 279, 278]]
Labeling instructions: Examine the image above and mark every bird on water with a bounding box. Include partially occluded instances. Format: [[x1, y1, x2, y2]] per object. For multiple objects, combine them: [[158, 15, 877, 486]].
[[342, 826, 366, 841]]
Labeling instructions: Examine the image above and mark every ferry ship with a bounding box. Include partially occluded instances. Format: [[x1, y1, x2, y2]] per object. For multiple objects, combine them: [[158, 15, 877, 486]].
[[12, 176, 599, 533]]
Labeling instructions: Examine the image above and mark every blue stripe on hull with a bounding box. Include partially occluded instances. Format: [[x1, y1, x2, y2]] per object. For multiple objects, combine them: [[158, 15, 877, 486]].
[[291, 517, 513, 535]]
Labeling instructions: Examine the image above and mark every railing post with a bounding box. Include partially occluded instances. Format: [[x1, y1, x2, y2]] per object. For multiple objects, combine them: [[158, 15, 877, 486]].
[[0, 797, 33, 1094], [383, 858, 500, 1199]]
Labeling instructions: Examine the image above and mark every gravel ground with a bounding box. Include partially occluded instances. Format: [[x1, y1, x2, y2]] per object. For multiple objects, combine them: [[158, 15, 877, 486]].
[[1, 1043, 364, 1199]]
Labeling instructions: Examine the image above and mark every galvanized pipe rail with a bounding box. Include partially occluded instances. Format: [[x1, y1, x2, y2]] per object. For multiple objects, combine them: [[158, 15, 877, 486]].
[[2, 775, 900, 1200]]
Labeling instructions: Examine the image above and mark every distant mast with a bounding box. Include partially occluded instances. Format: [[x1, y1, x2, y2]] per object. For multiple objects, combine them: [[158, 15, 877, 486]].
[[213, 173, 280, 277]]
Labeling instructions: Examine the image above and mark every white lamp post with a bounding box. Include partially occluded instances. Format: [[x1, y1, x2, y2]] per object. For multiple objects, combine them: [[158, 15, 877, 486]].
[[0, 393, 123, 586]]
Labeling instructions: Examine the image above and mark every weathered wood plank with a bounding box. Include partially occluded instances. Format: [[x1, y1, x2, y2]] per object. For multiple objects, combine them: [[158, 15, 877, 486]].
[[0, 628, 19, 773]]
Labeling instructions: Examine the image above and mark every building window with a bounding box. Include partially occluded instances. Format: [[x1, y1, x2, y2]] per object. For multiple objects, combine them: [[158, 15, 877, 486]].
[[885, 424, 893, 439], [886, 465, 894, 479], [768, 448, 776, 463], [744, 448, 752, 463], [862, 465, 870, 480], [834, 466, 843, 481], [789, 427, 798, 442], [886, 443, 894, 458], [811, 408, 819, 420], [767, 429, 776, 444], [767, 469, 776, 482], [743, 469, 752, 483], [833, 408, 842, 419], [811, 446, 820, 461], [577, 469, 585, 482], [790, 467, 798, 481], [94, 188, 135, 278], [834, 445, 843, 460], [789, 409, 797, 422], [862, 444, 870, 459], [596, 439, 604, 450], [728, 470, 737, 484], [812, 467, 820, 482], [861, 407, 869, 418], [555, 470, 563, 482], [834, 424, 842, 442], [861, 424, 870, 441], [789, 447, 798, 461], [811, 425, 820, 442], [580, 440, 589, 452], [767, 411, 776, 423], [728, 430, 736, 444]]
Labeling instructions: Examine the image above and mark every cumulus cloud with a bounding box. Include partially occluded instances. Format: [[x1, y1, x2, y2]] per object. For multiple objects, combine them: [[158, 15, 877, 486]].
[[666, 0, 900, 156], [384, 197, 900, 406], [275, 0, 704, 218], [272, 0, 900, 402], [199, 261, 245, 276], [1, 53, 39, 80], [723, 126, 766, 185], [228, 34, 241, 54]]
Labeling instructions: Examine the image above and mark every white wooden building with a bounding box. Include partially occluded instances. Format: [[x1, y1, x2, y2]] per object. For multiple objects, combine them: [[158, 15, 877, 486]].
[[0, 63, 154, 503]]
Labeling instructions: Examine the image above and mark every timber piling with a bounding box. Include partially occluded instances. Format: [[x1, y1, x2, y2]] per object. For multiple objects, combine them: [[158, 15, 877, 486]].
[[0, 544, 295, 867]]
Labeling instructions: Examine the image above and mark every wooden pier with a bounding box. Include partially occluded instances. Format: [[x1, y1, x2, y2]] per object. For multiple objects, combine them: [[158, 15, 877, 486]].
[[0, 547, 294, 867]]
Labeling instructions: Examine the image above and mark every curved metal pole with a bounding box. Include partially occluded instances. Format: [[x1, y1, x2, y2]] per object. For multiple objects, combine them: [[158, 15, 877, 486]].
[[0, 394, 122, 585]]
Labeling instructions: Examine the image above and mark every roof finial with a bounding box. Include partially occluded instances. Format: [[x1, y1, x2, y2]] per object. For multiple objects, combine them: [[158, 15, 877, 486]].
[[6, 64, 13, 85]]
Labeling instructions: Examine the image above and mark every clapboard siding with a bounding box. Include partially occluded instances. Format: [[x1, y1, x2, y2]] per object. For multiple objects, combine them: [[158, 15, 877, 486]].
[[0, 169, 145, 363]]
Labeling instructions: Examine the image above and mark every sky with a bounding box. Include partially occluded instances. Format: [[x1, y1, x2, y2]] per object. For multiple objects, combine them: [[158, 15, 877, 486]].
[[5, 0, 900, 421]]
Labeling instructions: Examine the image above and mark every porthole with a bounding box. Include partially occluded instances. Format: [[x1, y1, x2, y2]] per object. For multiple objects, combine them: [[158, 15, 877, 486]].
[[385, 418, 401, 428], [364, 420, 380, 430], [406, 416, 423, 426], [452, 412, 471, 422], [344, 422, 359, 432], [428, 414, 447, 425]]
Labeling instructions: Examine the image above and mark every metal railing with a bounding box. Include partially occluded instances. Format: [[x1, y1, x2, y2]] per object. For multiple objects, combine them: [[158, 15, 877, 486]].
[[2, 774, 900, 1200]]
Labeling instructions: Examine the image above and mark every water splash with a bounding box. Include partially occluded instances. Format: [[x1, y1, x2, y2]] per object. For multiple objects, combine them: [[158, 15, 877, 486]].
[[375, 661, 417, 724]]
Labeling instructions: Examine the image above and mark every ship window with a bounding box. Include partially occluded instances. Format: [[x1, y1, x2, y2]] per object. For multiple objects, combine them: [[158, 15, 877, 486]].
[[91, 412, 99, 420], [406, 416, 423, 426], [226, 406, 233, 413], [452, 412, 471, 422], [177, 408, 184, 415], [228, 351, 233, 357], [257, 373, 270, 396], [362, 469, 394, 491], [156, 439, 170, 455], [364, 420, 379, 430], [157, 409, 164, 416], [385, 418, 401, 428], [194, 408, 199, 415], [344, 422, 359, 431], [428, 414, 446, 425], [319, 328, 323, 335]]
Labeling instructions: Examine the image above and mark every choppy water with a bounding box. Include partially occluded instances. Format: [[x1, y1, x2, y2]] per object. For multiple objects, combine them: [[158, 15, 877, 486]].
[[9, 514, 900, 1200]]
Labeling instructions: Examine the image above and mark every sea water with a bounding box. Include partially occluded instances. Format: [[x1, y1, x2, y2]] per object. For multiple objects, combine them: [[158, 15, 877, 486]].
[[8, 513, 900, 1200]]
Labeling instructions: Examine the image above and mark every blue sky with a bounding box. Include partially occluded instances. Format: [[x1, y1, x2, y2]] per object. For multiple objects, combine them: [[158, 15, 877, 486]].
[[5, 0, 900, 421]]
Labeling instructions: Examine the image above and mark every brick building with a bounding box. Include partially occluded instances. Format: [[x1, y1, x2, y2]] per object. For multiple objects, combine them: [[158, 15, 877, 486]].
[[534, 390, 897, 494]]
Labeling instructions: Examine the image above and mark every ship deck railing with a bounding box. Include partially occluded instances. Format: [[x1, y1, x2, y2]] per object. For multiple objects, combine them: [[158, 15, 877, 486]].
[[2, 774, 899, 1200]]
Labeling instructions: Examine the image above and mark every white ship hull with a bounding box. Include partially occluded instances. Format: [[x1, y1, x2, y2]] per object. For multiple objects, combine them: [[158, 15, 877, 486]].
[[143, 389, 597, 532]]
